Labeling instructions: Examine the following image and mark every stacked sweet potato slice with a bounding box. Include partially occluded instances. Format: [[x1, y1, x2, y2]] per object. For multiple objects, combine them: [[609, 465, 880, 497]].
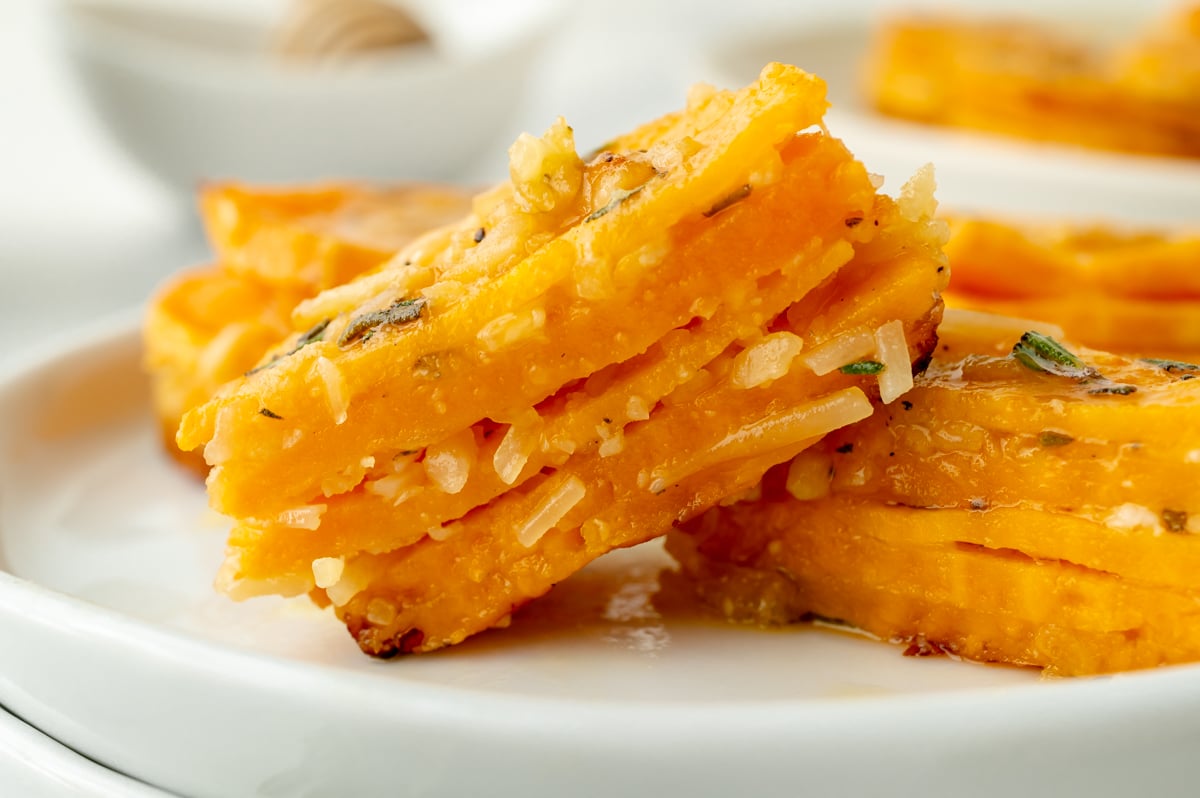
[[943, 216, 1200, 360], [864, 5, 1200, 158], [144, 183, 471, 471], [174, 63, 950, 655], [670, 310, 1200, 675]]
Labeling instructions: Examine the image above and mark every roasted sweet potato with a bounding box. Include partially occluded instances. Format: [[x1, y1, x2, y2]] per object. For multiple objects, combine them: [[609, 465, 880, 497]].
[[200, 182, 473, 292], [143, 267, 306, 473], [670, 310, 1200, 676], [178, 63, 950, 654], [943, 217, 1200, 360], [144, 183, 472, 470], [864, 10, 1200, 158]]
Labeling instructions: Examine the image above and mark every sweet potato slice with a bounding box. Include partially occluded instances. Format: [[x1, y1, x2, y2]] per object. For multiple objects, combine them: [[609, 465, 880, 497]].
[[669, 310, 1200, 675], [200, 182, 473, 292], [143, 267, 306, 473], [864, 12, 1200, 158], [670, 502, 1200, 676], [144, 183, 472, 470], [941, 216, 1200, 359]]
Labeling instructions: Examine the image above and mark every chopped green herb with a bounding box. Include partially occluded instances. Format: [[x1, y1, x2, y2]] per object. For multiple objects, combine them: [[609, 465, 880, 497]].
[[1163, 508, 1189, 534], [295, 319, 331, 348], [258, 408, 283, 420], [703, 184, 752, 217], [339, 298, 427, 347], [840, 360, 885, 375], [245, 318, 331, 375], [1142, 358, 1200, 374], [584, 183, 650, 223], [1087, 382, 1137, 395], [1012, 331, 1137, 396], [245, 354, 283, 376], [1011, 332, 1096, 379], [1039, 430, 1074, 447]]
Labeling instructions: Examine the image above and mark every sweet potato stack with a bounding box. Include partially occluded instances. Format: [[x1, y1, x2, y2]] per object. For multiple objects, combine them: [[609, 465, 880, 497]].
[[864, 4, 1200, 158], [943, 217, 1200, 361], [173, 63, 950, 655], [144, 182, 471, 472], [670, 310, 1200, 676]]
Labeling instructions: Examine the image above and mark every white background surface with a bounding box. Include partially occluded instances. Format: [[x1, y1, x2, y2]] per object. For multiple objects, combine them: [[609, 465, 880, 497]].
[[0, 0, 1193, 794]]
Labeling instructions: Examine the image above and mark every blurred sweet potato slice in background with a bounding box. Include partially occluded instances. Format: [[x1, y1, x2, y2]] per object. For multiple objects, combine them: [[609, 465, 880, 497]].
[[942, 216, 1200, 360], [144, 182, 472, 471]]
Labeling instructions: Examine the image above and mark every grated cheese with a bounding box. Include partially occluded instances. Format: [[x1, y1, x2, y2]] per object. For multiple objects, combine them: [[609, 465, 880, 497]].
[[516, 476, 587, 547]]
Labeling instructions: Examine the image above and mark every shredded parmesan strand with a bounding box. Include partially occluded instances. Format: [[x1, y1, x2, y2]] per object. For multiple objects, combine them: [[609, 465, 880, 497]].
[[493, 410, 543, 485], [476, 305, 546, 351], [325, 564, 367, 607], [423, 427, 477, 494], [785, 449, 834, 501], [800, 328, 876, 376], [625, 395, 651, 421], [649, 387, 873, 490], [730, 331, 804, 388], [311, 556, 345, 589], [598, 428, 625, 457], [313, 356, 350, 424], [365, 459, 427, 505], [1106, 503, 1160, 531], [366, 598, 398, 626], [203, 405, 238, 466], [875, 320, 914, 404], [516, 476, 587, 547], [276, 504, 327, 530]]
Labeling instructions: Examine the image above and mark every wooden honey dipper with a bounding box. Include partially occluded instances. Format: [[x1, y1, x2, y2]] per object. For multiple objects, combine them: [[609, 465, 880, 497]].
[[274, 0, 428, 61]]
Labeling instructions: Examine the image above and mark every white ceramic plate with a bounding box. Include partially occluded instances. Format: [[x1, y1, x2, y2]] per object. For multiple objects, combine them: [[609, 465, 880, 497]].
[[3, 315, 1200, 798], [701, 2, 1200, 226], [0, 705, 168, 798]]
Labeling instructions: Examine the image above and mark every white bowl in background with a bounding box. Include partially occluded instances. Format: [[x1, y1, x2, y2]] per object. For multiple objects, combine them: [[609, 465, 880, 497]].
[[54, 0, 565, 195]]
